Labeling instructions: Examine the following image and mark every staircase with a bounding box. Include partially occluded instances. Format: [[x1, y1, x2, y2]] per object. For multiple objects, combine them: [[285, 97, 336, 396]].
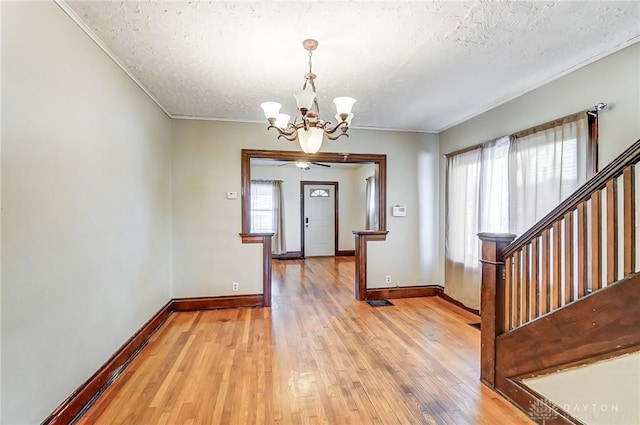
[[478, 139, 640, 424]]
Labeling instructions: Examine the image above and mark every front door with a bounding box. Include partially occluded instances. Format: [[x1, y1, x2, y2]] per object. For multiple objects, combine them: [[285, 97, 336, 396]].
[[303, 184, 336, 257]]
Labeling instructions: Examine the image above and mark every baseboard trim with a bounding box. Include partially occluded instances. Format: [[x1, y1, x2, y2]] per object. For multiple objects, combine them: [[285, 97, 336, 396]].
[[438, 292, 480, 316], [366, 285, 442, 300], [43, 293, 265, 424], [41, 301, 173, 425], [272, 251, 303, 260], [172, 294, 264, 311], [336, 250, 355, 257], [493, 378, 582, 424]]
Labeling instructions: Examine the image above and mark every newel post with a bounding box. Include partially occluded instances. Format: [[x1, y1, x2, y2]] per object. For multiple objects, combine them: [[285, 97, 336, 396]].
[[478, 232, 516, 388]]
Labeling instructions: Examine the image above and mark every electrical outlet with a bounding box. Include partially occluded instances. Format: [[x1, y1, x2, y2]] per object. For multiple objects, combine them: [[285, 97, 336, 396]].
[[232, 282, 239, 291], [385, 275, 391, 284]]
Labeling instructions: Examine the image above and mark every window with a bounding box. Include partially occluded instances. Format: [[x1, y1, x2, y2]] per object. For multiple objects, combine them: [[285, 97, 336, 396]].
[[250, 180, 287, 254], [250, 181, 274, 232], [444, 112, 595, 309], [310, 189, 329, 197]]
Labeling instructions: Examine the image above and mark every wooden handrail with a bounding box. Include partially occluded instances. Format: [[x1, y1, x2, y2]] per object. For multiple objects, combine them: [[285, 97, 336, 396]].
[[504, 138, 640, 257]]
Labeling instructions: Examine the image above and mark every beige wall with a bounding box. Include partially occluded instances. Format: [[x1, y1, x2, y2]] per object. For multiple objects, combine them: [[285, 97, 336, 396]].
[[1, 2, 173, 424], [438, 42, 640, 308], [525, 353, 640, 425], [251, 164, 364, 252], [171, 120, 442, 296], [440, 42, 640, 166]]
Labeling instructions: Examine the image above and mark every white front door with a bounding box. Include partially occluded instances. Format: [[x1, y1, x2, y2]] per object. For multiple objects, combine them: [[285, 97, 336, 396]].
[[304, 184, 335, 257]]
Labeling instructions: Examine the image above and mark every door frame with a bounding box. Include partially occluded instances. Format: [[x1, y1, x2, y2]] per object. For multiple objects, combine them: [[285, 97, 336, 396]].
[[300, 181, 339, 258]]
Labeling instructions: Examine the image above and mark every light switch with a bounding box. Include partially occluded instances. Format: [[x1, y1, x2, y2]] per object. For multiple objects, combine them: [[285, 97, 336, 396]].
[[227, 191, 238, 199]]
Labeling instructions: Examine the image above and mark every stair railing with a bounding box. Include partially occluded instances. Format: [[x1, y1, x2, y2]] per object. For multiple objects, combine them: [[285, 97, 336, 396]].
[[479, 138, 640, 388]]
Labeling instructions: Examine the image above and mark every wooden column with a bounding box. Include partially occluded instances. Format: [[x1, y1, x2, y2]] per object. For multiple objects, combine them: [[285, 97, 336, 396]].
[[352, 230, 389, 301], [240, 232, 274, 307], [478, 232, 517, 388]]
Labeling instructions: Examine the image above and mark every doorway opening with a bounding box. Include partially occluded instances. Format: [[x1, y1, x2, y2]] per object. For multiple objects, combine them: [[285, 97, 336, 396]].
[[240, 149, 388, 305]]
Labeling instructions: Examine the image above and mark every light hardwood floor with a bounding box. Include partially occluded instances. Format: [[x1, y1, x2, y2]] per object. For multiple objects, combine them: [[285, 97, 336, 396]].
[[77, 257, 533, 425]]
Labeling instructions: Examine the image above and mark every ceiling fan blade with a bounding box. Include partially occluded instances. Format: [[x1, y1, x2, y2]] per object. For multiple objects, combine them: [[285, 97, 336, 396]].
[[312, 162, 331, 168], [277, 162, 292, 167]]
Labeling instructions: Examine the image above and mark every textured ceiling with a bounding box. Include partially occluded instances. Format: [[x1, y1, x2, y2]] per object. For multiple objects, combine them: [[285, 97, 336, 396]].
[[60, 1, 639, 132]]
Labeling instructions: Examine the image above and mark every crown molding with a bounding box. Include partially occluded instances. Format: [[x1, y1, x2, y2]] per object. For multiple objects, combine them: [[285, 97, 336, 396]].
[[54, 0, 172, 118]]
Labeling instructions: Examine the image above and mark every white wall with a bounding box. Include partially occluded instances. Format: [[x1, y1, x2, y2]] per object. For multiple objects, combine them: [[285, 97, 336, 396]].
[[251, 164, 364, 252], [438, 43, 640, 307], [1, 2, 173, 424], [171, 120, 442, 297]]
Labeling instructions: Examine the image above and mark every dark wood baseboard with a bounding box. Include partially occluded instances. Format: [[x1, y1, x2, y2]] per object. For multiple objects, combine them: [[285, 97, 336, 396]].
[[41, 301, 173, 425], [366, 285, 441, 300], [493, 378, 581, 424], [43, 293, 266, 424], [438, 292, 480, 316], [272, 251, 303, 260], [336, 250, 355, 257], [172, 294, 264, 311]]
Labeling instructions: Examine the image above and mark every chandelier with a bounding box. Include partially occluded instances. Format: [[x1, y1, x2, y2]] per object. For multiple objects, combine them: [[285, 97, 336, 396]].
[[260, 39, 356, 154]]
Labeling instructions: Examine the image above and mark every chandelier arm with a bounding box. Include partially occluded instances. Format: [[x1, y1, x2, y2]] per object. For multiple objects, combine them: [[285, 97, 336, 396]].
[[277, 133, 299, 142], [267, 124, 297, 138], [324, 132, 349, 141], [322, 122, 349, 135]]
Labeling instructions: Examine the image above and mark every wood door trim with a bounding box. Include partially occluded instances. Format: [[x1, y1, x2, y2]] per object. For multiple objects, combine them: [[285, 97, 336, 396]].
[[241, 149, 387, 235], [300, 181, 339, 257]]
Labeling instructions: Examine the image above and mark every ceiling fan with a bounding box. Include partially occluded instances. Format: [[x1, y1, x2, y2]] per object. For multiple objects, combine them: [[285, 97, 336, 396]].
[[277, 161, 331, 170]]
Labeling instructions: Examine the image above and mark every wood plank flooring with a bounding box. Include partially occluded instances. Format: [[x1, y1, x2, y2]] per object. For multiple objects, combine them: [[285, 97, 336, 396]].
[[76, 257, 533, 425]]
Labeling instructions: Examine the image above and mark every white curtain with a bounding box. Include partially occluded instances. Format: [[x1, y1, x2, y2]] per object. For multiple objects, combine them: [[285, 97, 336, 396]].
[[365, 168, 379, 230], [445, 113, 591, 310], [271, 180, 286, 255], [509, 113, 589, 235], [445, 137, 510, 309]]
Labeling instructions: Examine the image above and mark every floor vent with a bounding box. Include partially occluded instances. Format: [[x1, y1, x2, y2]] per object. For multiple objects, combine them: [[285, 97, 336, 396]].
[[469, 323, 481, 330], [367, 299, 394, 307]]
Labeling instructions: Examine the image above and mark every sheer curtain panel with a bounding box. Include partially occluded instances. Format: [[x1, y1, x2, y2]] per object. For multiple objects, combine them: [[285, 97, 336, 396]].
[[445, 147, 483, 309], [445, 137, 511, 309], [509, 112, 590, 235], [365, 168, 379, 230], [271, 180, 286, 255]]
